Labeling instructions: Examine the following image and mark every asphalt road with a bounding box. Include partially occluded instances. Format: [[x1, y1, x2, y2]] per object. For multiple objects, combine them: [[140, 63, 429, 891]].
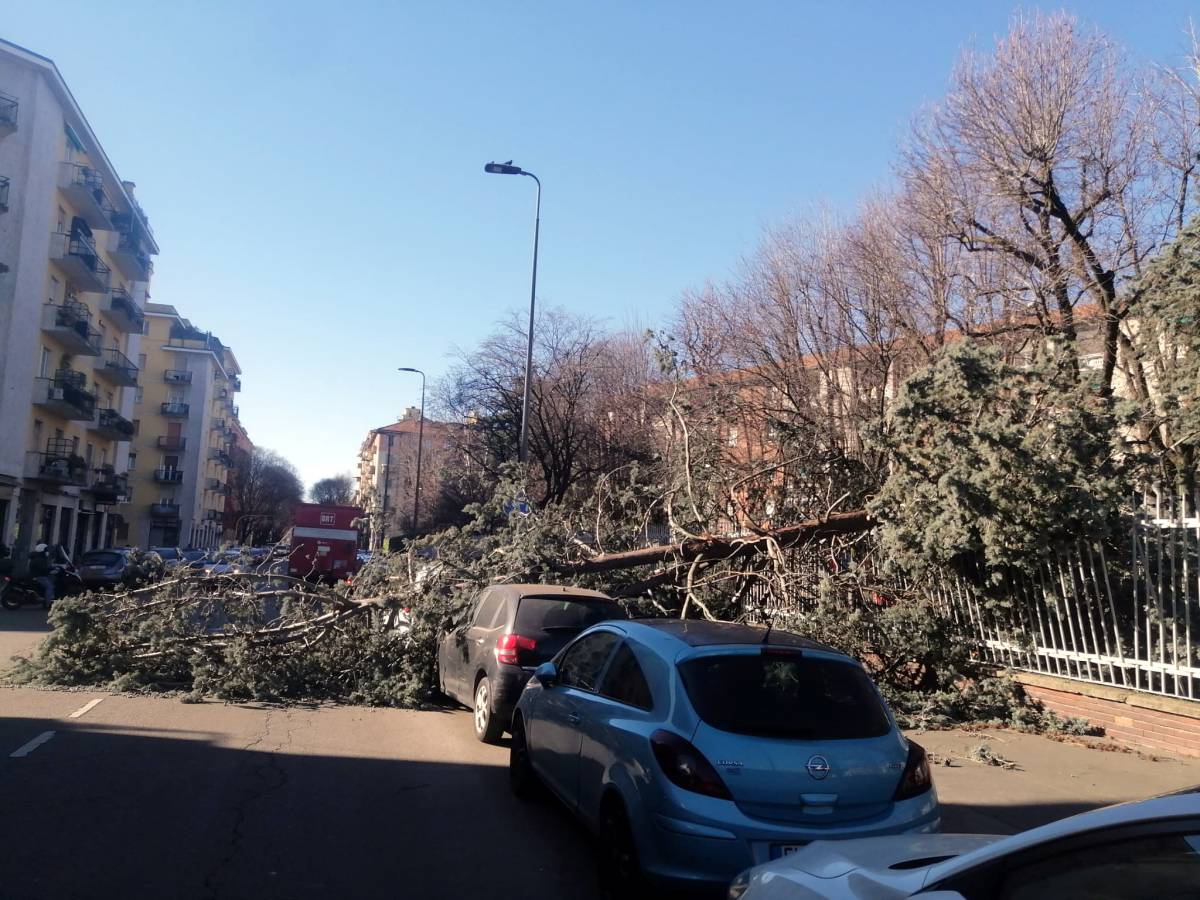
[[3, 609, 1200, 900]]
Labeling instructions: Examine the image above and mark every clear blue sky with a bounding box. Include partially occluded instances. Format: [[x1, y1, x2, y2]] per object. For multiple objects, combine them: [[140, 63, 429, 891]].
[[5, 1, 1196, 490]]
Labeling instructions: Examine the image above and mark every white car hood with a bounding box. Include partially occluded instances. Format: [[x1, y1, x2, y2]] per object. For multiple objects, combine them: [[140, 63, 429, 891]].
[[777, 834, 1001, 889]]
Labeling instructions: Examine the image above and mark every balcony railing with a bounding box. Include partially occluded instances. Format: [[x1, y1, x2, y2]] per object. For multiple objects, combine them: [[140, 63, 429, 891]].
[[90, 407, 136, 441], [58, 163, 114, 230], [42, 300, 102, 356], [0, 91, 16, 136], [107, 211, 154, 279], [156, 435, 187, 451], [161, 401, 190, 417], [50, 230, 111, 293], [212, 418, 227, 433], [150, 502, 181, 521], [26, 450, 88, 486], [89, 466, 128, 503], [97, 347, 139, 386], [231, 375, 242, 392], [164, 369, 193, 384], [231, 405, 240, 419], [34, 370, 97, 420], [104, 287, 144, 334], [153, 467, 184, 484], [209, 448, 232, 466], [206, 477, 228, 493], [0, 175, 9, 213]]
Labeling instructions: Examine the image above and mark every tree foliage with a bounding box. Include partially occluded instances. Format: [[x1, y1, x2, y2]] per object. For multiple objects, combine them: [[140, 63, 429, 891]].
[[228, 449, 304, 544], [310, 475, 354, 506]]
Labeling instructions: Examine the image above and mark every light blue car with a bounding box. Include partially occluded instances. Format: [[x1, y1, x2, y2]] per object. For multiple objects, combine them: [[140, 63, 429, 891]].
[[509, 619, 940, 895]]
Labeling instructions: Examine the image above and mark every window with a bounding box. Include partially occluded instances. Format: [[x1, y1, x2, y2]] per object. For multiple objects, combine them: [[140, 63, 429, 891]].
[[138, 354, 146, 370], [56, 206, 66, 232], [39, 346, 50, 378], [558, 631, 620, 692], [127, 451, 136, 471], [470, 590, 504, 628], [49, 277, 61, 302], [678, 652, 891, 739], [31, 420, 43, 453], [996, 830, 1200, 899], [135, 387, 143, 403], [599, 642, 653, 709], [132, 419, 140, 436]]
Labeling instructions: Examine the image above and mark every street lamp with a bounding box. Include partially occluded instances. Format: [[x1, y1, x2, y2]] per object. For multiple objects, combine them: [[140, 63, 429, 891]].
[[398, 367, 425, 535], [484, 160, 540, 463]]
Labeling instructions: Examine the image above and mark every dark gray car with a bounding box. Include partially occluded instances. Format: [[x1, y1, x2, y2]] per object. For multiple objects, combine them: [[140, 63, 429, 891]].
[[437, 584, 625, 743]]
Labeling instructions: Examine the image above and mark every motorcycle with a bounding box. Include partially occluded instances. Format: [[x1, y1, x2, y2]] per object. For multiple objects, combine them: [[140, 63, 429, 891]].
[[1, 564, 84, 610]]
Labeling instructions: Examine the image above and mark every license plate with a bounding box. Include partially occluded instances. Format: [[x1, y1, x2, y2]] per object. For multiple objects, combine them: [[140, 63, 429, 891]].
[[770, 844, 807, 859]]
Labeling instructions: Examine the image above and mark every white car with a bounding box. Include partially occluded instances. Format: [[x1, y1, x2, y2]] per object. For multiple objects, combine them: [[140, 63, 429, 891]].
[[729, 787, 1200, 899]]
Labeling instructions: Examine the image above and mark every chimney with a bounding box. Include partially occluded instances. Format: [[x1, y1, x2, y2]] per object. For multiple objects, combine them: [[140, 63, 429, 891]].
[[402, 406, 420, 421], [122, 180, 137, 197]]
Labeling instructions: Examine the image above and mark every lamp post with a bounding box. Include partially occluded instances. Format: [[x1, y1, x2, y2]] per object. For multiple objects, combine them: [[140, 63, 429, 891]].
[[398, 367, 425, 535], [483, 160, 540, 463]]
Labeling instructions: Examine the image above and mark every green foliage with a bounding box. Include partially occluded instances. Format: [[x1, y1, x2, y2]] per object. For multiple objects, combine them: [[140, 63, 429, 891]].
[[868, 343, 1129, 589]]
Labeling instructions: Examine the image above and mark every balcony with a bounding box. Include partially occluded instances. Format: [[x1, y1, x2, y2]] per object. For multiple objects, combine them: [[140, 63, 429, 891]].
[[206, 477, 227, 493], [212, 418, 227, 433], [104, 287, 144, 334], [153, 467, 184, 484], [107, 212, 154, 281], [25, 446, 88, 486], [42, 300, 101, 356], [0, 91, 16, 137], [157, 435, 187, 451], [231, 375, 242, 392], [164, 369, 193, 385], [58, 163, 114, 230], [230, 405, 240, 419], [209, 448, 232, 467], [204, 509, 224, 522], [89, 406, 136, 441], [0, 175, 9, 213], [96, 347, 139, 387], [89, 466, 128, 504], [150, 502, 181, 521], [33, 370, 97, 420], [160, 401, 190, 417], [50, 230, 111, 293]]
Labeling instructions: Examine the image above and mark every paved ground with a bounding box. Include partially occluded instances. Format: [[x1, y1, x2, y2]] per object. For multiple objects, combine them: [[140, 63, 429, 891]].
[[3, 609, 1199, 899]]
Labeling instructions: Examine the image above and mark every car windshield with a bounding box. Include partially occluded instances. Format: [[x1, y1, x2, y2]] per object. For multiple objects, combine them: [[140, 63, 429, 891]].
[[678, 652, 892, 740], [514, 596, 625, 635], [183, 550, 207, 562], [154, 548, 180, 560], [81, 551, 123, 566]]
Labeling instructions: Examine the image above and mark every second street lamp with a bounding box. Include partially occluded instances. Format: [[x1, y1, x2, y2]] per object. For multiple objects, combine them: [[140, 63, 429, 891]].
[[484, 160, 540, 464], [398, 367, 425, 535]]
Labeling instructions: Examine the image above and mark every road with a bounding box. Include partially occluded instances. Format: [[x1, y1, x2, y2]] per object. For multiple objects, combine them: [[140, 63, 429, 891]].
[[3, 609, 1200, 899]]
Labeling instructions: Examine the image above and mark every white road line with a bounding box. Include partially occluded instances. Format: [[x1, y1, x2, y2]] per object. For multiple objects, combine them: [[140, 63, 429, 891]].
[[9, 731, 56, 758], [67, 698, 104, 719]]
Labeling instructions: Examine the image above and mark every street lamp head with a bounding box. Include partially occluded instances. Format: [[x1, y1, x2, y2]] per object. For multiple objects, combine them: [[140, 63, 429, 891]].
[[484, 161, 524, 176], [397, 367, 422, 374]]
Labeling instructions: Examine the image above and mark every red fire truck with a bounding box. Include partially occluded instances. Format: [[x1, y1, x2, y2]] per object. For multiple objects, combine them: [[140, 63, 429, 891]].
[[285, 503, 362, 582]]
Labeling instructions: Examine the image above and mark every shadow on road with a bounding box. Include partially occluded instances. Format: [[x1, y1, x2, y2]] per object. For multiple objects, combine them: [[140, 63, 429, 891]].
[[0, 715, 600, 900]]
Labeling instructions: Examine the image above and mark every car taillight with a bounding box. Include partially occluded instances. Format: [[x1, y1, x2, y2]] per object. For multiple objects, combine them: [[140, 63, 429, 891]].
[[494, 633, 536, 665], [893, 740, 932, 801], [649, 730, 732, 800]]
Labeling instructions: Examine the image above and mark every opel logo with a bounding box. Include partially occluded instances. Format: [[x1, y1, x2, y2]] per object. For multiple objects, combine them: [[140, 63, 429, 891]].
[[806, 755, 831, 780]]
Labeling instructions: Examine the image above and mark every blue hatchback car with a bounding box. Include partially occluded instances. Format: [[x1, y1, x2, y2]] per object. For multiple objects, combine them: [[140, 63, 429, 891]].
[[509, 619, 940, 895]]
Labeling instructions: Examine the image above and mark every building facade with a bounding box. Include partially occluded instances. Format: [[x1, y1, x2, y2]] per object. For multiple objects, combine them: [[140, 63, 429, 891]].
[[354, 409, 458, 551], [122, 304, 242, 550], [0, 40, 156, 559]]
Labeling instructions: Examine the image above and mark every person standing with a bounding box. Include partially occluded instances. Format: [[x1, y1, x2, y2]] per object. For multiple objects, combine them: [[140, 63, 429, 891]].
[[29, 543, 54, 606]]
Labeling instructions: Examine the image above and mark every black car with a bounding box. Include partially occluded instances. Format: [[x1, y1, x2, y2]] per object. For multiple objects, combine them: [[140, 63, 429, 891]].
[[437, 584, 625, 743], [77, 548, 152, 588]]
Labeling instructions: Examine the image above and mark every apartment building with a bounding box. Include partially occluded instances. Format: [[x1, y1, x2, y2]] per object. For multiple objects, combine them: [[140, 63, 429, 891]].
[[123, 304, 242, 550], [354, 408, 459, 550], [0, 40, 156, 558]]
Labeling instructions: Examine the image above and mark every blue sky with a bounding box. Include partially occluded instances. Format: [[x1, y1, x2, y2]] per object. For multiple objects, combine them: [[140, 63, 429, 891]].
[[5, 1, 1196, 489]]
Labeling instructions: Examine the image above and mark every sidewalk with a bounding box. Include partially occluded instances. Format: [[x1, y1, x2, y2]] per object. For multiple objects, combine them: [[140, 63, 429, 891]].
[[913, 725, 1200, 834]]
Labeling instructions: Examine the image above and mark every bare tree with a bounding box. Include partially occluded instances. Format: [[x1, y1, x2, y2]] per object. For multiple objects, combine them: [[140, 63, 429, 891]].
[[310, 475, 354, 506], [228, 448, 304, 544]]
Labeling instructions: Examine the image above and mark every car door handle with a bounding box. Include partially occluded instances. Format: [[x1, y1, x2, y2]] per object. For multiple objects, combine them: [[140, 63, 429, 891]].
[[566, 712, 582, 725]]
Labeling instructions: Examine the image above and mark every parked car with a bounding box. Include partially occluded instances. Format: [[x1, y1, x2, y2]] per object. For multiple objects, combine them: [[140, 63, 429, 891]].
[[728, 785, 1200, 900], [181, 549, 208, 570], [509, 619, 939, 896], [78, 548, 157, 587], [437, 584, 626, 742], [150, 546, 184, 570]]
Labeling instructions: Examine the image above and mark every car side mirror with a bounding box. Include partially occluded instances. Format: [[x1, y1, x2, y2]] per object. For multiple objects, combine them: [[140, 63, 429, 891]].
[[534, 662, 557, 688]]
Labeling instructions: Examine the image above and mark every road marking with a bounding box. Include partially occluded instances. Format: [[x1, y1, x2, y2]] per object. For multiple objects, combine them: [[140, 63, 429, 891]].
[[9, 731, 56, 758], [68, 698, 104, 719]]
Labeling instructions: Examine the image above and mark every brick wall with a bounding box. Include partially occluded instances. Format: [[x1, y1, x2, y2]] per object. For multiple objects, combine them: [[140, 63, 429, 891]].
[[1015, 674, 1200, 758]]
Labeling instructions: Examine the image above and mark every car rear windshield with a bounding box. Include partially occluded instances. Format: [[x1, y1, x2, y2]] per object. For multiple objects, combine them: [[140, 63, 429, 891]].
[[154, 548, 180, 560], [678, 651, 891, 740], [82, 551, 123, 566], [514, 596, 625, 637]]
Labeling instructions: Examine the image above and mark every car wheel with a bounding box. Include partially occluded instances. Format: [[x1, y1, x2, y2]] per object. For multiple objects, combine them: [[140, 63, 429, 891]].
[[1, 586, 20, 610], [473, 676, 504, 744], [598, 799, 649, 900], [509, 716, 542, 800]]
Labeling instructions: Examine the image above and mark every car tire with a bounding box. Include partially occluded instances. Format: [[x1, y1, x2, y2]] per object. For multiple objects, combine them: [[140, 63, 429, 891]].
[[1, 587, 20, 610], [597, 798, 649, 900], [473, 676, 505, 744], [509, 716, 542, 800]]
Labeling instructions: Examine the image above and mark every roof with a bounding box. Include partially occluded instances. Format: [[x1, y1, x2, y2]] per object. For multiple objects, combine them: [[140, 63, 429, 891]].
[[627, 618, 839, 652]]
